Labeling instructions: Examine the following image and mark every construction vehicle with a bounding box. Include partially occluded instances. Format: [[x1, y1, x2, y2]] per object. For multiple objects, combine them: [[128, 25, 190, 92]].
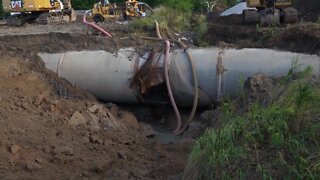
[[90, 0, 153, 22], [243, 0, 298, 25], [1, 0, 76, 26], [123, 0, 149, 20], [91, 0, 120, 23]]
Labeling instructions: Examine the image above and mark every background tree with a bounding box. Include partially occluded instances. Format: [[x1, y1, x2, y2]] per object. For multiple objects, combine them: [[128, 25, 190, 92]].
[[0, 1, 4, 17]]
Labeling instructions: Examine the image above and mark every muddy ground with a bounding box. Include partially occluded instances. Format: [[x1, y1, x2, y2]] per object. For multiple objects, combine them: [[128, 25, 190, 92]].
[[0, 21, 195, 179], [0, 4, 320, 179], [0, 55, 191, 179]]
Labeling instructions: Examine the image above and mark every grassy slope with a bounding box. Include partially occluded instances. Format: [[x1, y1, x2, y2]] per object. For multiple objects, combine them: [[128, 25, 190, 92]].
[[184, 69, 320, 179]]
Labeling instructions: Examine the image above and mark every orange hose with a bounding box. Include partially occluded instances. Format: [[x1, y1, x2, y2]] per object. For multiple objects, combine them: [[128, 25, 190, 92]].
[[163, 40, 182, 133], [83, 10, 112, 38]]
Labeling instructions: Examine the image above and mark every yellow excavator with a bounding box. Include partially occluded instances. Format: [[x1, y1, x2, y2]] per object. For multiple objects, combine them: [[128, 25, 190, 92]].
[[243, 0, 298, 25], [1, 0, 76, 26]]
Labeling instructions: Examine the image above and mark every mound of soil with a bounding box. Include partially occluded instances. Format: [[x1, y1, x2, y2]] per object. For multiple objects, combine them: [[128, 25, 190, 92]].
[[204, 22, 320, 54], [266, 23, 320, 54], [204, 22, 257, 47], [0, 34, 190, 179], [294, 0, 320, 22]]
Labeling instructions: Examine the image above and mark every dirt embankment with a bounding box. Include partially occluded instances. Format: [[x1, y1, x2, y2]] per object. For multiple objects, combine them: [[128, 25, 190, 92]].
[[204, 22, 320, 54], [0, 32, 190, 179], [294, 0, 320, 22]]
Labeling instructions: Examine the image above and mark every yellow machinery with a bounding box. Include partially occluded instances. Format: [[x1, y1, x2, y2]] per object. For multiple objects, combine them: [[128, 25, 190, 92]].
[[243, 0, 298, 25], [91, 0, 153, 22], [123, 0, 142, 20], [123, 0, 153, 20], [91, 1, 119, 23], [1, 0, 76, 26]]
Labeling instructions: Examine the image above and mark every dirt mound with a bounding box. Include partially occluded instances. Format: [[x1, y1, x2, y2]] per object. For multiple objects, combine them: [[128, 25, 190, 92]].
[[204, 22, 320, 54], [0, 33, 189, 179], [204, 22, 256, 47], [266, 23, 320, 54], [294, 0, 320, 22], [0, 33, 129, 54], [211, 14, 243, 25]]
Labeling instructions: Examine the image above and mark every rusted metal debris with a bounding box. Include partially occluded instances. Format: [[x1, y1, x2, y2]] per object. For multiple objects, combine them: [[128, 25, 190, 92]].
[[130, 49, 165, 95]]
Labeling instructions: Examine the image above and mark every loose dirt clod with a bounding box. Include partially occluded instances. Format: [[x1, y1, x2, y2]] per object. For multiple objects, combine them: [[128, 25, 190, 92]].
[[88, 104, 101, 114], [9, 144, 21, 154], [139, 122, 156, 138], [69, 111, 87, 126], [25, 161, 42, 171]]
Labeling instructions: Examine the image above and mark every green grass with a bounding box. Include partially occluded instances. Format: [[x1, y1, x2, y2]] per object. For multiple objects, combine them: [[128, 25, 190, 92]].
[[128, 6, 208, 47], [128, 6, 192, 33], [191, 14, 208, 46], [183, 69, 320, 179], [257, 25, 282, 45]]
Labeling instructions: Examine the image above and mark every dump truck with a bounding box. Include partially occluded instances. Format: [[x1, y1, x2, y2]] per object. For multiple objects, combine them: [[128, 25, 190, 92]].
[[243, 0, 298, 25], [1, 0, 76, 26]]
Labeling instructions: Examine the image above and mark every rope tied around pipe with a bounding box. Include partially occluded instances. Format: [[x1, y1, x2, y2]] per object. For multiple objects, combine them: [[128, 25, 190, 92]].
[[216, 50, 227, 101]]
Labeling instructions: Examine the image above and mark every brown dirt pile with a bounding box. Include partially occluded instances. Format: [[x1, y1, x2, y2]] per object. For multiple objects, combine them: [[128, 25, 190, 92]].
[[294, 0, 320, 22], [204, 22, 320, 54], [0, 35, 189, 179], [267, 23, 320, 54]]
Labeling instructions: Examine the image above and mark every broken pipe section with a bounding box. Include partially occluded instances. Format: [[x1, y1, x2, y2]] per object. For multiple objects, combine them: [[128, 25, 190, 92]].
[[38, 48, 320, 106]]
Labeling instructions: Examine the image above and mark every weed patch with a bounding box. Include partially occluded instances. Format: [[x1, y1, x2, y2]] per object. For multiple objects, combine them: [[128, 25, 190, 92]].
[[184, 70, 320, 179], [191, 14, 208, 46], [257, 25, 282, 45], [128, 6, 191, 33]]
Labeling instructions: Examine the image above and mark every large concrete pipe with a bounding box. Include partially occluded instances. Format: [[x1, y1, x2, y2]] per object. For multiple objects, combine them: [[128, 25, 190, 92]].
[[39, 49, 143, 103], [169, 48, 320, 106], [38, 48, 320, 106]]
